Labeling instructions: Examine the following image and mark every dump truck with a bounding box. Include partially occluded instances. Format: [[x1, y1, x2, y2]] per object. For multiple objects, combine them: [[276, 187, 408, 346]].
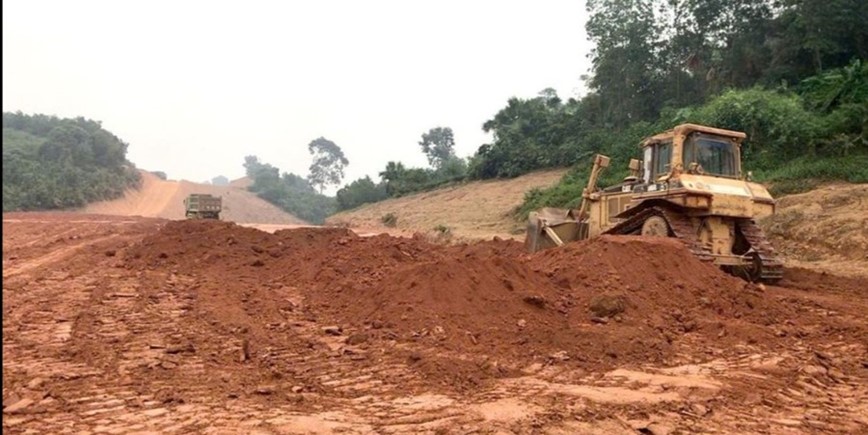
[[183, 193, 222, 220], [526, 123, 782, 283]]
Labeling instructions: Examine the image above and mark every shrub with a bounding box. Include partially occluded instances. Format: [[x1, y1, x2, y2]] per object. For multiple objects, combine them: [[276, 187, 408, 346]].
[[381, 212, 398, 227]]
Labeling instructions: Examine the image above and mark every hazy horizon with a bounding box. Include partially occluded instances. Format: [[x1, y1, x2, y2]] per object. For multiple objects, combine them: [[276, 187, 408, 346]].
[[3, 0, 592, 191]]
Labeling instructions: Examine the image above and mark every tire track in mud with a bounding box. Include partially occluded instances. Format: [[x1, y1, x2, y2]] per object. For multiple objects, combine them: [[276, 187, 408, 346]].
[[2, 234, 122, 279]]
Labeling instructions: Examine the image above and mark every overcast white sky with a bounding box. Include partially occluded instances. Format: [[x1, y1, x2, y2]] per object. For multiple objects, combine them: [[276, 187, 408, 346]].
[[3, 0, 592, 189]]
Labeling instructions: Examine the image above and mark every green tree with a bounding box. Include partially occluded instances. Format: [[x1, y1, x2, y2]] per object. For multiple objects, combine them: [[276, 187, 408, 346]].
[[2, 112, 139, 211], [211, 175, 229, 185], [336, 176, 388, 210], [307, 137, 349, 193], [769, 0, 868, 82], [419, 127, 457, 169], [585, 0, 664, 126]]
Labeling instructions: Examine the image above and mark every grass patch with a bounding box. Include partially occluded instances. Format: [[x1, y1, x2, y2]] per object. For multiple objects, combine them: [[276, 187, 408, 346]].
[[754, 155, 868, 196]]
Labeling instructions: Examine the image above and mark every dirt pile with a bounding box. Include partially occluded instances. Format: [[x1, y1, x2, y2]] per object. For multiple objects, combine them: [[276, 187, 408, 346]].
[[531, 236, 795, 338], [312, 239, 578, 363], [120, 220, 816, 387]]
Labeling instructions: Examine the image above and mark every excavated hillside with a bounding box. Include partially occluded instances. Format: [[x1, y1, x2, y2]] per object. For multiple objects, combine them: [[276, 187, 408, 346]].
[[82, 171, 306, 225], [761, 183, 868, 277], [327, 169, 567, 240]]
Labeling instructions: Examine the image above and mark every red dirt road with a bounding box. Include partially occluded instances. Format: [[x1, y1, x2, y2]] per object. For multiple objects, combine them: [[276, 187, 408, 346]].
[[81, 171, 307, 225], [3, 213, 867, 434]]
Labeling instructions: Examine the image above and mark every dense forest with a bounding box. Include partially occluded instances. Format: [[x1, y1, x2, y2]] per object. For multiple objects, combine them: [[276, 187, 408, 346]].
[[335, 0, 868, 215], [2, 112, 140, 211]]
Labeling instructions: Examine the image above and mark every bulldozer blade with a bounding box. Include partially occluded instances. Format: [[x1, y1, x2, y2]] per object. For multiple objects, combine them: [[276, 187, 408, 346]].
[[525, 208, 585, 253]]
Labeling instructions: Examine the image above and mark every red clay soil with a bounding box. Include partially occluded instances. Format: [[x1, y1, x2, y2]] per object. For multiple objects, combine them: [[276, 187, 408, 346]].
[[5, 214, 868, 433], [119, 220, 853, 388]]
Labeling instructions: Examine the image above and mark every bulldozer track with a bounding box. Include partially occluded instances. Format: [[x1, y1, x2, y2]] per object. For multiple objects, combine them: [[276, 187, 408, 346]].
[[603, 206, 714, 262], [604, 207, 783, 282], [737, 219, 784, 282]]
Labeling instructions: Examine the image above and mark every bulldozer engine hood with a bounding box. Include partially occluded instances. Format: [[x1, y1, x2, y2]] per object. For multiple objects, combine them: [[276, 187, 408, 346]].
[[676, 174, 775, 218], [618, 174, 775, 220], [678, 174, 770, 199]]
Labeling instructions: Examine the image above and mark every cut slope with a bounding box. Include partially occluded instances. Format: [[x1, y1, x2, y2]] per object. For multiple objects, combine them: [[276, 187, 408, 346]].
[[761, 183, 868, 277], [82, 171, 306, 225], [327, 169, 567, 240]]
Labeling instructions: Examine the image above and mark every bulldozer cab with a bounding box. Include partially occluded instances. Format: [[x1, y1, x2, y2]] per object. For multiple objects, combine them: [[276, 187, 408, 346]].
[[640, 124, 745, 184]]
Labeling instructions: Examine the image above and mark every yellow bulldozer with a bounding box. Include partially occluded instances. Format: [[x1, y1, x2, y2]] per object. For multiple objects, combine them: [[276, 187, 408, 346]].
[[525, 123, 783, 283]]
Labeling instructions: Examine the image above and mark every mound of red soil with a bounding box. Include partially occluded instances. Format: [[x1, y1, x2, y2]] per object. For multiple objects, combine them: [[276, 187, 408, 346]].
[[123, 221, 806, 386], [531, 236, 796, 342]]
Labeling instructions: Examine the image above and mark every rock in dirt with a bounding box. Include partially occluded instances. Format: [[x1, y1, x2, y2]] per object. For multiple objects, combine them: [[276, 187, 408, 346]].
[[254, 386, 275, 395], [165, 343, 196, 354], [690, 403, 709, 416], [345, 333, 369, 345], [589, 294, 627, 318], [26, 378, 45, 390], [802, 365, 827, 376], [590, 316, 609, 324], [322, 326, 343, 336], [644, 422, 674, 435], [407, 352, 423, 363], [240, 339, 251, 362], [160, 360, 178, 370], [549, 350, 569, 362], [2, 395, 21, 409], [3, 398, 34, 414], [522, 295, 547, 308]]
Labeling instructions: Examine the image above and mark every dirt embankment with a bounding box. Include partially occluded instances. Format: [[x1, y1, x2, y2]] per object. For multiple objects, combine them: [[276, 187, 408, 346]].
[[82, 171, 306, 225], [761, 183, 868, 277], [327, 169, 567, 240]]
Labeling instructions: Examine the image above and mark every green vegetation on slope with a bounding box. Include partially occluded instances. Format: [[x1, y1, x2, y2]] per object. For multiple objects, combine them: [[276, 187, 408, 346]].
[[242, 156, 336, 224], [2, 112, 140, 211], [335, 127, 469, 212]]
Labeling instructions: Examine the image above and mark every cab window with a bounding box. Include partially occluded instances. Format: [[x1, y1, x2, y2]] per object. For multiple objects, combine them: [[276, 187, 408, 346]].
[[654, 142, 672, 178], [642, 146, 653, 183], [684, 133, 738, 177]]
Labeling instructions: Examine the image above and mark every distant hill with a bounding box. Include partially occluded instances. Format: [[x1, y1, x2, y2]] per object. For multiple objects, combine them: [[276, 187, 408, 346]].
[[229, 176, 253, 189]]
